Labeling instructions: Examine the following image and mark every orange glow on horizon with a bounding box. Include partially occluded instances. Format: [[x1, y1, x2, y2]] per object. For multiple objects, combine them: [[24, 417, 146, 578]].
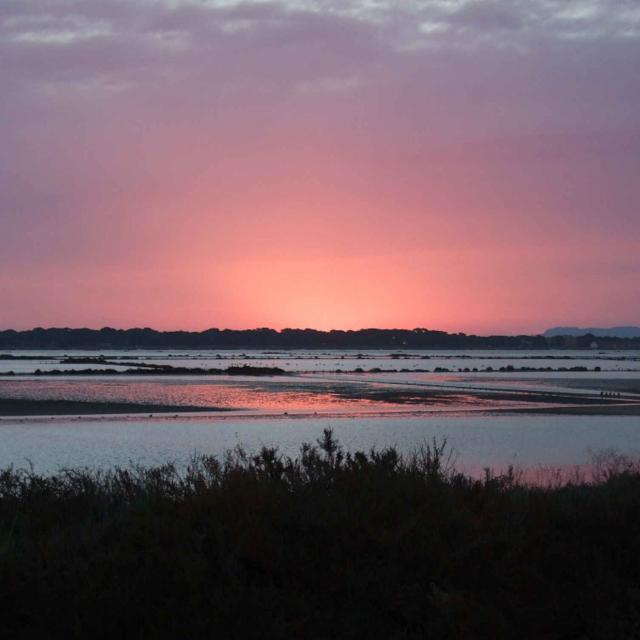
[[1, 2, 639, 332]]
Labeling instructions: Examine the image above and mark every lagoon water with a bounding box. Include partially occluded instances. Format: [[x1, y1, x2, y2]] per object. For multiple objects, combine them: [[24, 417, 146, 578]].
[[1, 349, 639, 474], [2, 348, 640, 375], [1, 413, 640, 478]]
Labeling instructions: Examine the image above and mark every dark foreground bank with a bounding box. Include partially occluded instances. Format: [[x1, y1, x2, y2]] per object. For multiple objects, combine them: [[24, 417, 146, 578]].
[[0, 398, 226, 416], [2, 432, 640, 639]]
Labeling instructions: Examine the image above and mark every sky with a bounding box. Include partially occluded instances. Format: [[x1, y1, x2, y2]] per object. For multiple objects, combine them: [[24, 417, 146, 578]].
[[1, 0, 639, 334]]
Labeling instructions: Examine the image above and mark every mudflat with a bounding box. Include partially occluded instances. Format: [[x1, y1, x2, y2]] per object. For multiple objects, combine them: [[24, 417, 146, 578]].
[[0, 399, 224, 417], [505, 403, 640, 416]]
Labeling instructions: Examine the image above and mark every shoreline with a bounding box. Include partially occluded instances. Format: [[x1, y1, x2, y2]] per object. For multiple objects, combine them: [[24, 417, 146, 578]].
[[1, 398, 639, 419], [503, 403, 640, 416], [0, 399, 226, 417]]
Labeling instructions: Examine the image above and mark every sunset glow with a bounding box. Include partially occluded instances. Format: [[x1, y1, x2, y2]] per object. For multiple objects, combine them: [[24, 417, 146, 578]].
[[1, 1, 639, 332]]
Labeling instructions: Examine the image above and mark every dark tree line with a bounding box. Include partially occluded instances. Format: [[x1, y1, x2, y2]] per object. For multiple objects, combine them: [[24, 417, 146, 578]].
[[1, 327, 638, 349]]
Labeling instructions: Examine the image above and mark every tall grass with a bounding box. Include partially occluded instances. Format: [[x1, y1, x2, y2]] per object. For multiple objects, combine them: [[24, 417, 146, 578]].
[[2, 429, 640, 638]]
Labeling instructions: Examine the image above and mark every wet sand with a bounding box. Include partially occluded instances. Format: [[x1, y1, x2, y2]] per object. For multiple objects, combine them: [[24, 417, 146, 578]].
[[505, 403, 640, 416], [2, 369, 639, 418], [2, 394, 639, 418]]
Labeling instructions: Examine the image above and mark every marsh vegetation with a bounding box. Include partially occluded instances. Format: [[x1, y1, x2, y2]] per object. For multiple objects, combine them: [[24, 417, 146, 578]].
[[2, 431, 640, 638]]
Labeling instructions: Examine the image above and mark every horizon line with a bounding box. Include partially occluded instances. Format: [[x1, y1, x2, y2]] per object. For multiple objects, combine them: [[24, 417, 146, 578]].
[[2, 325, 637, 337]]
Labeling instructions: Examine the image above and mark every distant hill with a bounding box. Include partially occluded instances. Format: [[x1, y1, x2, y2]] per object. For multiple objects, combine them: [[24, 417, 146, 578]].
[[544, 326, 640, 338]]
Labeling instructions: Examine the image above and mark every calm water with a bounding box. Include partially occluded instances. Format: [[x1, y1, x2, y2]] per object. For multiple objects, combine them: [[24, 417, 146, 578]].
[[2, 348, 640, 374], [1, 414, 639, 477], [1, 349, 639, 474], [0, 374, 558, 413]]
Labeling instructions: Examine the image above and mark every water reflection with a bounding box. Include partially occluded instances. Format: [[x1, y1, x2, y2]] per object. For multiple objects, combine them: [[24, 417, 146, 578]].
[[1, 414, 639, 479], [2, 348, 640, 375], [1, 370, 638, 417], [0, 376, 455, 413]]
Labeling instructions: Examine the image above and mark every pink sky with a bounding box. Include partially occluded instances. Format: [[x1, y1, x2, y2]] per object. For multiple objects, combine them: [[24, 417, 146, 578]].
[[1, 1, 639, 333]]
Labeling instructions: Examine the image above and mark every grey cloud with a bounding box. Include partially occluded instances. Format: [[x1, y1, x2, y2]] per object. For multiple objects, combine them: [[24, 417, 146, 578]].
[[448, 1, 524, 31], [2, 0, 640, 188], [0, 1, 638, 125]]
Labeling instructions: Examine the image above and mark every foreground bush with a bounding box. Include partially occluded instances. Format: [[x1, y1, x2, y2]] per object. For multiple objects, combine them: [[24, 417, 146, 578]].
[[2, 430, 640, 639]]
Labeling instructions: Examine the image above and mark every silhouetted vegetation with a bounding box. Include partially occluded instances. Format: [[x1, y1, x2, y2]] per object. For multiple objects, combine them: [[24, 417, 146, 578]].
[[2, 326, 639, 349], [2, 431, 640, 638]]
